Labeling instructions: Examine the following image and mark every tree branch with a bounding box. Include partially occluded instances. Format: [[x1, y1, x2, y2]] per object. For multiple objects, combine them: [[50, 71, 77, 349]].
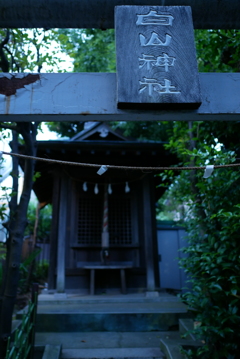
[[0, 123, 18, 132], [0, 29, 10, 72], [31, 122, 39, 141], [1, 29, 9, 47], [3, 46, 20, 73]]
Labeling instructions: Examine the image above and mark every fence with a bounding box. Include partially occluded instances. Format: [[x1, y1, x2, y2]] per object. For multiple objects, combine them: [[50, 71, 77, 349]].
[[36, 242, 50, 263], [22, 236, 50, 264], [6, 284, 38, 359], [157, 223, 190, 291]]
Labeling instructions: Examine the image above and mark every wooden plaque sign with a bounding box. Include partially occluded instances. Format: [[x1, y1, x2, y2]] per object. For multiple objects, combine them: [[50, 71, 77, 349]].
[[115, 6, 201, 109]]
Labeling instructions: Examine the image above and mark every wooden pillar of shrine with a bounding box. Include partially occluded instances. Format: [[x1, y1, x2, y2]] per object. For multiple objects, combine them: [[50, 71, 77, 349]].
[[48, 171, 60, 289], [56, 173, 68, 293], [142, 174, 158, 294]]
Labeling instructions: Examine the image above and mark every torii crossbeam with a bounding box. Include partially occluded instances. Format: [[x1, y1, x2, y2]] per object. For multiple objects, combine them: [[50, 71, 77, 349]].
[[1, 0, 240, 29], [0, 73, 240, 122]]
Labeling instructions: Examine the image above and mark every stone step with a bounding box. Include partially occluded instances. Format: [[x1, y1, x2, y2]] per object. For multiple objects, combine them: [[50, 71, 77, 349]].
[[37, 293, 182, 305], [160, 339, 203, 359], [179, 319, 196, 341], [35, 302, 187, 313], [26, 301, 188, 332], [61, 347, 165, 359], [35, 331, 182, 349], [35, 332, 180, 359], [42, 345, 62, 359], [34, 312, 187, 332], [34, 331, 180, 358]]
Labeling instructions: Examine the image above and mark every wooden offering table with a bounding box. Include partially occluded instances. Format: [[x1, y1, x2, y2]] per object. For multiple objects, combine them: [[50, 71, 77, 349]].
[[83, 263, 133, 295]]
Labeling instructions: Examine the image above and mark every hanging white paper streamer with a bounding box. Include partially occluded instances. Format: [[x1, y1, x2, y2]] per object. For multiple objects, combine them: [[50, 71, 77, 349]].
[[83, 182, 88, 192], [125, 182, 130, 193], [94, 183, 99, 194], [108, 184, 112, 194], [203, 165, 214, 178], [97, 165, 108, 175]]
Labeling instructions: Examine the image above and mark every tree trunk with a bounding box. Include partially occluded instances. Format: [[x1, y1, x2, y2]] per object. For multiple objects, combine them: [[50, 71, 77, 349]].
[[0, 131, 19, 300], [0, 122, 38, 359], [25, 202, 41, 290]]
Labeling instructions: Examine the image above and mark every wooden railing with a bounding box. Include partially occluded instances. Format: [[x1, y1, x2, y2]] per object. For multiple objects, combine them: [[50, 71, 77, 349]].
[[6, 284, 38, 359]]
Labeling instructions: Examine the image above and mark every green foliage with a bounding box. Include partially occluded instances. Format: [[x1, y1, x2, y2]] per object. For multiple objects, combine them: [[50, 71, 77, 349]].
[[19, 248, 42, 294], [0, 242, 6, 261], [180, 206, 240, 357], [32, 171, 41, 182], [25, 203, 52, 242], [34, 260, 49, 284], [6, 294, 37, 359], [111, 121, 173, 142], [162, 120, 240, 357], [0, 155, 10, 222], [57, 28, 116, 72], [46, 121, 84, 138], [56, 28, 240, 75], [156, 188, 187, 222], [195, 29, 240, 72], [0, 28, 63, 73], [0, 242, 5, 289], [20, 248, 42, 274], [19, 255, 49, 293]]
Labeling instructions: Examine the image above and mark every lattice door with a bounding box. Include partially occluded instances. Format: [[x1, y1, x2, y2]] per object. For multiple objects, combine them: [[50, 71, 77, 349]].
[[77, 194, 132, 245]]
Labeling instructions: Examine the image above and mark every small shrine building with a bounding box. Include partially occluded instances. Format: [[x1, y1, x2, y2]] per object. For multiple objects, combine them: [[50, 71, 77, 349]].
[[33, 122, 176, 294]]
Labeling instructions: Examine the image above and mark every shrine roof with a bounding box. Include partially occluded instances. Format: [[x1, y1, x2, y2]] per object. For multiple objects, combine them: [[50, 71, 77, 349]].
[[70, 122, 128, 142], [36, 122, 168, 149], [31, 122, 175, 204]]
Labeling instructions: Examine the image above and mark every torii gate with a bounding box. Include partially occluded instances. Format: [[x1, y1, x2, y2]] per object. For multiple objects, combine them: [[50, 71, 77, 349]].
[[0, 0, 240, 122], [1, 0, 240, 294]]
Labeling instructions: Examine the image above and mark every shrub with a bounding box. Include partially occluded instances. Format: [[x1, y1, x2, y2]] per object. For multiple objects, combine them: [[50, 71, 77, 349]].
[[33, 260, 49, 284]]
